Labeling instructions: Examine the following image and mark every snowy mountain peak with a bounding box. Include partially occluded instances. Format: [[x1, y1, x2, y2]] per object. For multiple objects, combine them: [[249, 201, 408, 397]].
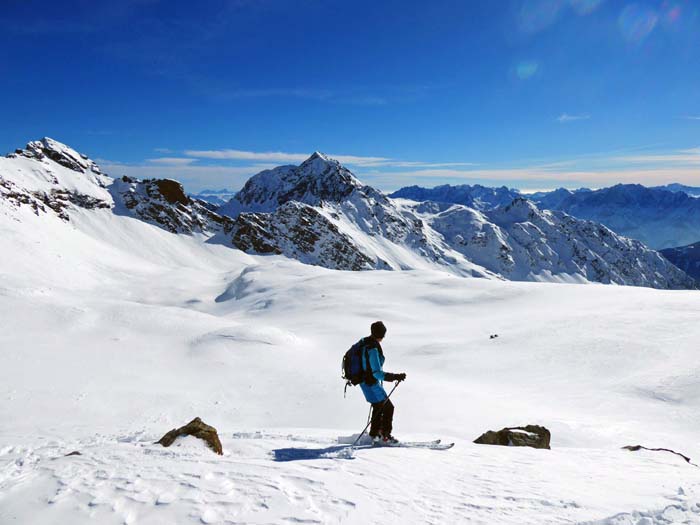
[[299, 151, 350, 176], [12, 137, 103, 175], [492, 197, 541, 224], [219, 152, 366, 217], [302, 151, 334, 165]]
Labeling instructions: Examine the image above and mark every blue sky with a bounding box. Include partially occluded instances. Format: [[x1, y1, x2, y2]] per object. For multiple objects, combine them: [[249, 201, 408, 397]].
[[2, 0, 700, 192]]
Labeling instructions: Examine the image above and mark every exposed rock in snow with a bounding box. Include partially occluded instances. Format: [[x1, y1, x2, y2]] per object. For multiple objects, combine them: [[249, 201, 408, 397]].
[[0, 138, 233, 235], [11, 137, 105, 176], [0, 137, 114, 219], [156, 417, 223, 456], [227, 201, 379, 270], [111, 176, 233, 234], [474, 425, 551, 449]]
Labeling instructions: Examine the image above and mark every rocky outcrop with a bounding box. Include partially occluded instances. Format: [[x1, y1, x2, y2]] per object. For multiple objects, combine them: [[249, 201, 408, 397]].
[[111, 176, 234, 234], [1, 138, 113, 220], [11, 137, 105, 176], [229, 201, 379, 270], [156, 417, 223, 455], [474, 425, 551, 449]]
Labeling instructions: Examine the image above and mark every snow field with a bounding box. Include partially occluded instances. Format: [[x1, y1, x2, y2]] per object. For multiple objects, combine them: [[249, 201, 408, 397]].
[[2, 206, 700, 523]]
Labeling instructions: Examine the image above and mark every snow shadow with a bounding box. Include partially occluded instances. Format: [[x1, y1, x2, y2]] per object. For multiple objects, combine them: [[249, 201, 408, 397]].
[[272, 444, 354, 462]]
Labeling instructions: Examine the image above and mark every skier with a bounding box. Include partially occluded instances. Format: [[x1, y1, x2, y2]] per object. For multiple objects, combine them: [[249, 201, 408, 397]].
[[360, 321, 407, 445]]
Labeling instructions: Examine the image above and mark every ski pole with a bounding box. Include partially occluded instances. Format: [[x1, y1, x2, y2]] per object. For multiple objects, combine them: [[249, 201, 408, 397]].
[[350, 381, 400, 448]]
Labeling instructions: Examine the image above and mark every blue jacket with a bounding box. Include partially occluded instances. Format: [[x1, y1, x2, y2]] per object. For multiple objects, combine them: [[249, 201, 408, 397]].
[[359, 338, 388, 404]]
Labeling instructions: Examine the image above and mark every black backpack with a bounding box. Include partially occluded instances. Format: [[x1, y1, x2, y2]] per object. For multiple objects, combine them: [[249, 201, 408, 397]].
[[342, 338, 376, 395]]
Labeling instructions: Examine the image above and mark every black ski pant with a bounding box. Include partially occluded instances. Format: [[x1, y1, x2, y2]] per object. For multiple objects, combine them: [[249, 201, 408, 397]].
[[369, 399, 394, 437]]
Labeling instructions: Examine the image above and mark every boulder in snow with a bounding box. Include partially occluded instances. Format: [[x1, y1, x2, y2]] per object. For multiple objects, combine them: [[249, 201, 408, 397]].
[[474, 425, 551, 449], [156, 417, 223, 455]]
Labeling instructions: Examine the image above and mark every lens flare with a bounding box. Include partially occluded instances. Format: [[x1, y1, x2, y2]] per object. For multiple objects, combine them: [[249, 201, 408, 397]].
[[569, 0, 604, 15], [661, 2, 682, 25], [618, 4, 658, 44], [515, 60, 540, 80], [518, 0, 565, 34]]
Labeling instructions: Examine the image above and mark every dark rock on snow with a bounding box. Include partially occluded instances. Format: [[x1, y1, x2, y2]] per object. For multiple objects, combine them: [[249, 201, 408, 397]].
[[156, 417, 223, 455], [474, 425, 551, 449]]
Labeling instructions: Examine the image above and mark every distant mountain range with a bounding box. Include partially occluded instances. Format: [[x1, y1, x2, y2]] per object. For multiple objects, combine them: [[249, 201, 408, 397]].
[[189, 188, 238, 206], [391, 183, 700, 251], [1, 139, 695, 289]]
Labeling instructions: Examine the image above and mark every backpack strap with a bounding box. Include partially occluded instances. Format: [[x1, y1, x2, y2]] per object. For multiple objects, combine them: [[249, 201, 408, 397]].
[[362, 338, 378, 385]]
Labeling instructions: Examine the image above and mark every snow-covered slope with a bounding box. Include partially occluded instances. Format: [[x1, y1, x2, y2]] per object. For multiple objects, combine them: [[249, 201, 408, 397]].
[[661, 241, 700, 280], [391, 182, 700, 250], [0, 138, 233, 235], [219, 152, 494, 277], [2, 192, 700, 524], [415, 197, 695, 288], [218, 154, 694, 288], [389, 183, 521, 210], [530, 184, 700, 250]]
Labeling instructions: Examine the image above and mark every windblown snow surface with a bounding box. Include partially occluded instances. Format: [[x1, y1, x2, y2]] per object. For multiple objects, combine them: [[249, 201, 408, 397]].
[[2, 205, 700, 524]]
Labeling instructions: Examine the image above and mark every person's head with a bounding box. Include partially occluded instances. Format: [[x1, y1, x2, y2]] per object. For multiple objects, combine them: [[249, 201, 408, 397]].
[[370, 321, 387, 341]]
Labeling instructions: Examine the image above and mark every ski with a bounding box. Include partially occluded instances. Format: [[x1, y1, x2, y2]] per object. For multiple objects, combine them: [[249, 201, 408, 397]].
[[371, 439, 454, 450]]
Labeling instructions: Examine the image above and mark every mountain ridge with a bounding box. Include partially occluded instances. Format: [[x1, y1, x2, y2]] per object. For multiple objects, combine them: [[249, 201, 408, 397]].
[[1, 139, 695, 289]]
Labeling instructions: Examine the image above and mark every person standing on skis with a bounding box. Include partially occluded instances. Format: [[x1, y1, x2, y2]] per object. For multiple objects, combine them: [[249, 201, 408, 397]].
[[360, 321, 407, 445]]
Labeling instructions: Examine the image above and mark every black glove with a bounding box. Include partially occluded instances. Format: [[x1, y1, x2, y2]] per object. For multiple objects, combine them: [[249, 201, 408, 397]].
[[385, 372, 406, 382]]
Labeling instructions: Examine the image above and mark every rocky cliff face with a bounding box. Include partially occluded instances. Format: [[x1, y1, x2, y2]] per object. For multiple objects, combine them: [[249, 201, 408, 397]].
[[111, 177, 233, 234], [229, 201, 379, 271]]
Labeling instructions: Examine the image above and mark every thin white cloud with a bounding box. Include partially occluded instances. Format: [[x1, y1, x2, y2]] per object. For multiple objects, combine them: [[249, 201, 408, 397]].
[[153, 147, 174, 154], [98, 161, 262, 193], [557, 113, 591, 123], [682, 116, 700, 120], [363, 166, 700, 190], [183, 149, 391, 166], [146, 157, 197, 166], [610, 148, 700, 165], [184, 149, 309, 163], [182, 149, 476, 168]]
